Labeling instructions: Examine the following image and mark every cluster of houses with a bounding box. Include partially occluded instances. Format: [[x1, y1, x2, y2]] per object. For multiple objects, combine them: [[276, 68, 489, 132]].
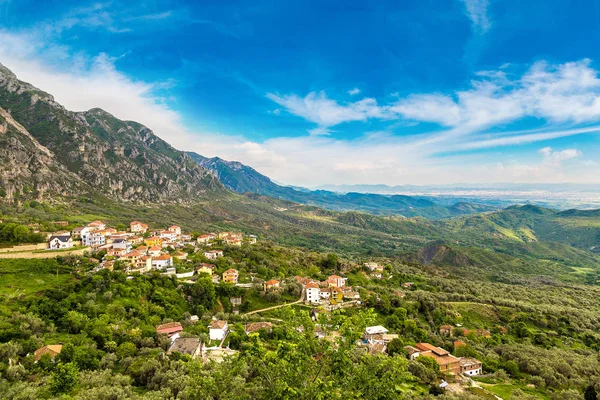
[[46, 220, 256, 275], [356, 324, 483, 377], [155, 321, 236, 363], [197, 231, 257, 247], [153, 318, 272, 363], [364, 262, 385, 279], [296, 275, 361, 306]]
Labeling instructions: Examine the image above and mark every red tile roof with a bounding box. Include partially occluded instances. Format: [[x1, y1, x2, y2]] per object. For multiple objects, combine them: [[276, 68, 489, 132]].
[[208, 320, 228, 329], [156, 322, 183, 335]]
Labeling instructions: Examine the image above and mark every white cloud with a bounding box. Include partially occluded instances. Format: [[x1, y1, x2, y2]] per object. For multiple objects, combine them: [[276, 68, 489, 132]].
[[266, 91, 389, 132], [0, 27, 246, 161], [269, 60, 600, 155], [446, 125, 600, 151], [538, 147, 582, 163], [461, 0, 491, 34], [348, 87, 360, 95], [396, 60, 600, 134], [123, 11, 173, 22]]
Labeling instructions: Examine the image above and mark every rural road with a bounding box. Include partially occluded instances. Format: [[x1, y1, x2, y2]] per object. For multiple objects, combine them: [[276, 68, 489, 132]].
[[244, 289, 305, 315]]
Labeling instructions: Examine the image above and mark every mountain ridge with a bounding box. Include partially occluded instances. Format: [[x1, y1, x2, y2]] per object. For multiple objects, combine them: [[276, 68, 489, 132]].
[[187, 151, 495, 219], [0, 63, 224, 203]]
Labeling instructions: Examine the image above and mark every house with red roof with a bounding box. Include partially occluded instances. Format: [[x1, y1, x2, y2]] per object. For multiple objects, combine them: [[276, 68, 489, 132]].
[[156, 322, 183, 337]]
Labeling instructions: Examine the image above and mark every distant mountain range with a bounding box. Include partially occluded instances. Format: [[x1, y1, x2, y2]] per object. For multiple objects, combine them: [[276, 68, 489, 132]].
[[315, 183, 600, 193], [187, 152, 495, 218]]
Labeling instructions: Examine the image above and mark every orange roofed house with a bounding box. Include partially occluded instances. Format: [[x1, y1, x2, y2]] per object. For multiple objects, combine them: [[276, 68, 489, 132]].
[[197, 263, 215, 275], [223, 268, 239, 284], [415, 343, 460, 375], [34, 345, 63, 361], [87, 220, 106, 231], [327, 275, 347, 288], [459, 357, 483, 376], [168, 225, 182, 235], [263, 279, 280, 292], [156, 322, 184, 338], [130, 221, 148, 234]]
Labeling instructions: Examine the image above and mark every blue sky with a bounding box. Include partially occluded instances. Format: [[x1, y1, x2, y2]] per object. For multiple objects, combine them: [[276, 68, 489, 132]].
[[1, 0, 600, 186]]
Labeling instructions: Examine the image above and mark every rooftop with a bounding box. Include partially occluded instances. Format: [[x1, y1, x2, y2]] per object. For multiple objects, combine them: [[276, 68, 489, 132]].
[[245, 322, 273, 334], [167, 337, 202, 356], [209, 320, 228, 329]]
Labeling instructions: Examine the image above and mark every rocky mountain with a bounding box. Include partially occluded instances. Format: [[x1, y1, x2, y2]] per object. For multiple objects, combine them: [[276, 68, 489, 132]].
[[188, 153, 281, 195], [188, 152, 495, 219], [0, 63, 223, 203], [0, 104, 85, 199]]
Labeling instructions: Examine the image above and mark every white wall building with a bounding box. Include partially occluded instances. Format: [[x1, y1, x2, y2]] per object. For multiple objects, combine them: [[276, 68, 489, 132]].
[[48, 235, 73, 250], [305, 283, 321, 304], [152, 255, 173, 270], [112, 238, 131, 252], [208, 320, 229, 341]]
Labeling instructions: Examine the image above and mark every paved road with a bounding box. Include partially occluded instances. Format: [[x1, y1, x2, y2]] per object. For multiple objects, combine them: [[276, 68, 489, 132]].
[[244, 289, 305, 315]]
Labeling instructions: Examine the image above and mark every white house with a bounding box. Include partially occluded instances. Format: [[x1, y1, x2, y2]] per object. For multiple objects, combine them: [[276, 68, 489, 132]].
[[159, 230, 178, 242], [305, 282, 321, 304], [208, 320, 229, 341], [71, 226, 91, 239], [152, 254, 173, 270], [168, 225, 182, 235], [48, 235, 73, 250], [204, 250, 223, 260], [87, 220, 106, 231], [112, 238, 131, 252], [148, 246, 162, 257], [459, 358, 483, 376], [365, 326, 389, 336], [82, 232, 105, 247]]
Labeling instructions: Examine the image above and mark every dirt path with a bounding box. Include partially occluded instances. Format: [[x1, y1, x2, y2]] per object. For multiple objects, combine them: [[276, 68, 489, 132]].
[[244, 289, 305, 315]]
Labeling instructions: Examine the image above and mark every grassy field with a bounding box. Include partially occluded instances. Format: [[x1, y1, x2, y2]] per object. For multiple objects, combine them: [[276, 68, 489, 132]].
[[479, 382, 549, 399], [0, 246, 89, 259], [0, 259, 75, 300], [442, 302, 501, 326]]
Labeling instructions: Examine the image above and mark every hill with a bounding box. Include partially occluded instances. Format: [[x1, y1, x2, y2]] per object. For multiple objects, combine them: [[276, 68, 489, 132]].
[[0, 63, 223, 203]]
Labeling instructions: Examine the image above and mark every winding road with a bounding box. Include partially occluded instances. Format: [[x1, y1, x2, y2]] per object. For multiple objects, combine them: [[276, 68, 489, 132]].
[[243, 289, 305, 315]]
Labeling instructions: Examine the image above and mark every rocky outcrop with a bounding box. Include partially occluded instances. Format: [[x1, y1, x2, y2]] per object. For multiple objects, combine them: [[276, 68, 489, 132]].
[[0, 106, 85, 201]]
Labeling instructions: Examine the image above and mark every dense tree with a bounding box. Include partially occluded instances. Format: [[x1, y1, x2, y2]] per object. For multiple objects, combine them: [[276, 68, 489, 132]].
[[49, 363, 79, 395]]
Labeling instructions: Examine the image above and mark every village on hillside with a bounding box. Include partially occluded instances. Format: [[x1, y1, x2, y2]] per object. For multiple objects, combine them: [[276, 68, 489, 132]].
[[46, 220, 256, 275], [39, 220, 487, 382]]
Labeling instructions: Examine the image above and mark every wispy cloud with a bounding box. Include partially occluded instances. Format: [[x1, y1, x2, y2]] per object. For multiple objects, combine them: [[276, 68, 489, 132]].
[[266, 91, 389, 133], [448, 125, 600, 151], [268, 60, 600, 150], [123, 11, 173, 22], [461, 0, 491, 34], [348, 87, 360, 95]]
